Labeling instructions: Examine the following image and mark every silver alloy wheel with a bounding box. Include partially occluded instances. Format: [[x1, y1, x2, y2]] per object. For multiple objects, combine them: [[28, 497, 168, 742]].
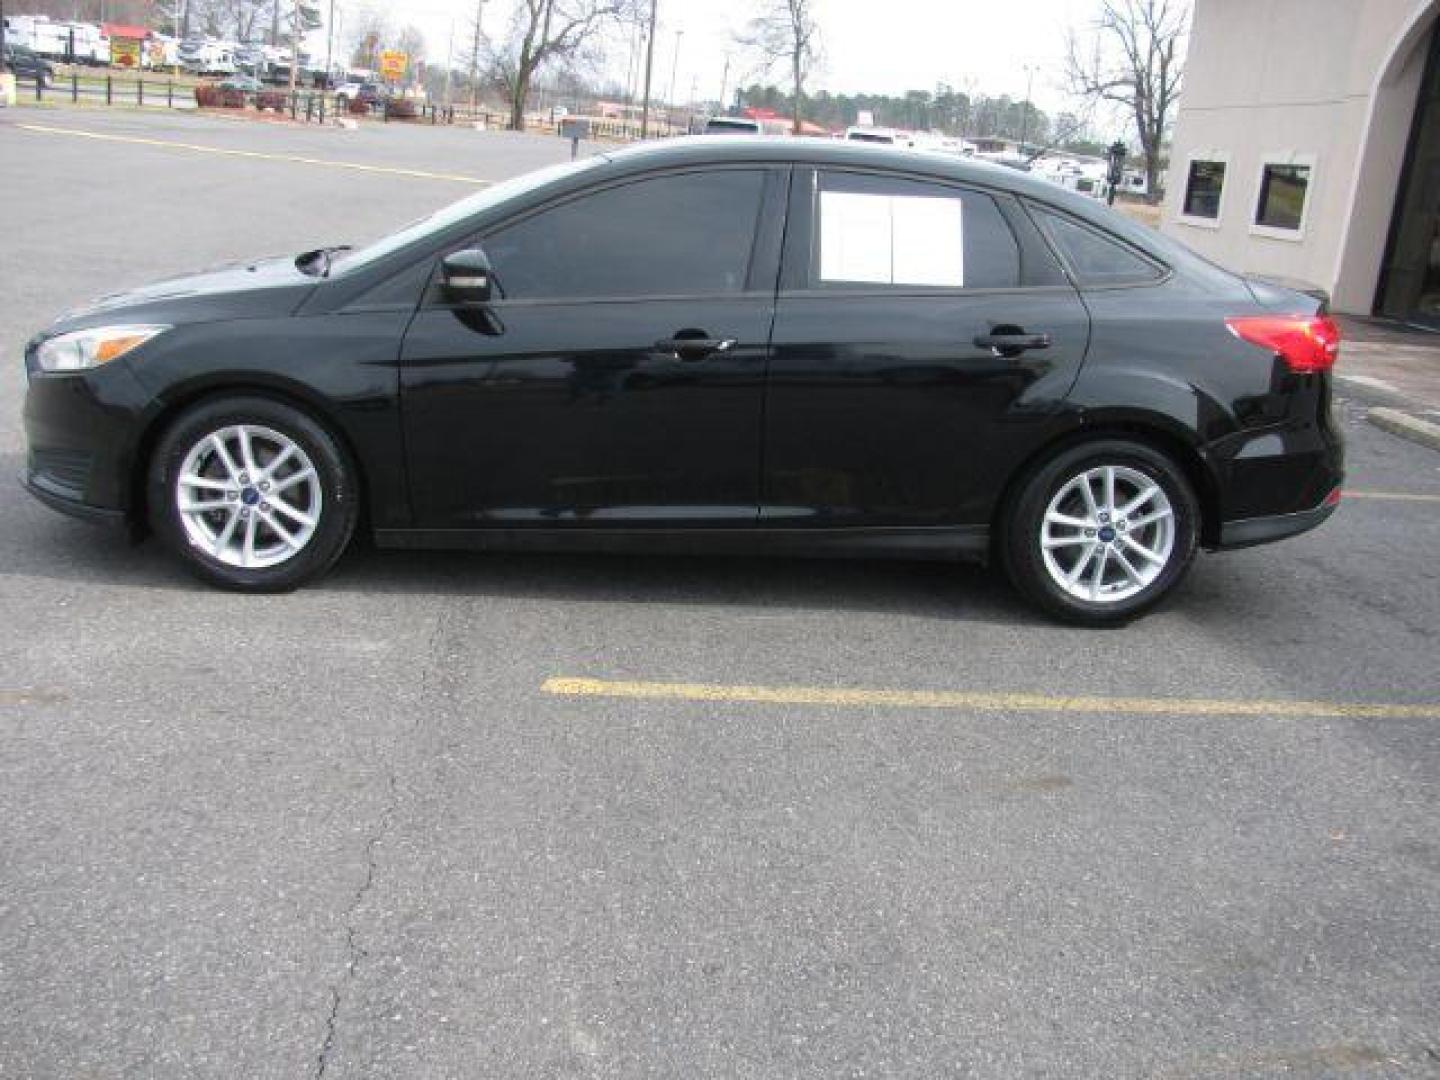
[[174, 424, 322, 569], [1039, 464, 1175, 604]]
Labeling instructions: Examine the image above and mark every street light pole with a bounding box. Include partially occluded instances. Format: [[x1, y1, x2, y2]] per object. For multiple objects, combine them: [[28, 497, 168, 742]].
[[322, 0, 336, 89], [666, 28, 682, 111], [717, 51, 729, 114], [468, 0, 485, 110], [442, 17, 454, 107], [1019, 63, 1036, 157], [638, 0, 656, 139]]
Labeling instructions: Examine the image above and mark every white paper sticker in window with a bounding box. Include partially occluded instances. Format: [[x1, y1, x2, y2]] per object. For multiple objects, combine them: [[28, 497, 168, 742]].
[[819, 191, 965, 287]]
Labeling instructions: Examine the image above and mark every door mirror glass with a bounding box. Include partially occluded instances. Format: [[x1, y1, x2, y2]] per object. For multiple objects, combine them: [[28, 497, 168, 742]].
[[440, 248, 493, 304]]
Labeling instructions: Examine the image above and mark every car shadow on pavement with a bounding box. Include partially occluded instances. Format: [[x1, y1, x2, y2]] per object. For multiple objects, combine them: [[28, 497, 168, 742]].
[[323, 541, 1043, 625], [3, 491, 1043, 625]]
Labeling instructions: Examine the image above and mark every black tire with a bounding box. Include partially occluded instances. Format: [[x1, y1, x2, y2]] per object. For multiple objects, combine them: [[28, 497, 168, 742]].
[[147, 395, 359, 592], [1001, 439, 1200, 625]]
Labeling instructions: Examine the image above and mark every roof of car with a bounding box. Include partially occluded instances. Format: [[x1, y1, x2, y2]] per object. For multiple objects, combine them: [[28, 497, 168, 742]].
[[597, 136, 1182, 266], [603, 136, 1070, 204]]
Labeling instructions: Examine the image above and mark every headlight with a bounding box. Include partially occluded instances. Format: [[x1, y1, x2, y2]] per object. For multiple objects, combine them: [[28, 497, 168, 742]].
[[34, 325, 169, 373]]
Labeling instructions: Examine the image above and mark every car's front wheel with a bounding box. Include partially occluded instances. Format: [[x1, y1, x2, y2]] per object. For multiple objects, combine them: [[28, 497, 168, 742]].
[[148, 396, 358, 591], [1002, 439, 1200, 624]]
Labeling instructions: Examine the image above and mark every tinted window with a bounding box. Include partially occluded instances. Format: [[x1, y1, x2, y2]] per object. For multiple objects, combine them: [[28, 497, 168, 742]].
[[1034, 210, 1162, 286], [1183, 160, 1226, 218], [485, 169, 765, 300], [813, 171, 1020, 289], [1255, 163, 1310, 230]]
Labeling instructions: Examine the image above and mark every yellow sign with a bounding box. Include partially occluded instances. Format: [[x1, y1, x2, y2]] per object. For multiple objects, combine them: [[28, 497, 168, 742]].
[[379, 50, 408, 79], [111, 38, 142, 69]]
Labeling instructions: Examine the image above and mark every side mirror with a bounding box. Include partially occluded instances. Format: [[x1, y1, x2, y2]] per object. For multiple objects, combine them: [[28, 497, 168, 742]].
[[440, 248, 493, 304]]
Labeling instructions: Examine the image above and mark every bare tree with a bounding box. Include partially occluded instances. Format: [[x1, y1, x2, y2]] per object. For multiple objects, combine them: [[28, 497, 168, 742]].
[[491, 0, 636, 131], [738, 0, 819, 134], [1065, 0, 1186, 201]]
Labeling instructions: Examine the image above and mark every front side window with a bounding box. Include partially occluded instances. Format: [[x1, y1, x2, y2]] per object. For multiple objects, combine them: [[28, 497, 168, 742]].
[[1183, 159, 1226, 219], [484, 169, 765, 300], [813, 171, 1020, 289], [1255, 162, 1311, 231]]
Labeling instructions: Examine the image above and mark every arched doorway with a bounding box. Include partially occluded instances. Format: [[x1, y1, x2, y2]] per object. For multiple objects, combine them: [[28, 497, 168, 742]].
[[1376, 1, 1440, 324]]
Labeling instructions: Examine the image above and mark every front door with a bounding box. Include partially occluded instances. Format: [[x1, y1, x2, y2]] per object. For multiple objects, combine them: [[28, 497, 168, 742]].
[[763, 167, 1091, 527], [400, 166, 784, 528]]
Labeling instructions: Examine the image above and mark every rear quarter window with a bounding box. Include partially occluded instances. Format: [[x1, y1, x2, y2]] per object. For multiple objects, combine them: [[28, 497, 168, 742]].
[[1031, 207, 1165, 287]]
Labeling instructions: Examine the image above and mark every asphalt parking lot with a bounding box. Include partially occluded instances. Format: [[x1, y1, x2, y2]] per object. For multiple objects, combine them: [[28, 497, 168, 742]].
[[2, 109, 1439, 1078]]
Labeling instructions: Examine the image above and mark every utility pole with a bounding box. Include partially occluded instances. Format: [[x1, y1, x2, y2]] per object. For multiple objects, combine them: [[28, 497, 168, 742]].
[[638, 0, 656, 138], [717, 52, 729, 115], [468, 0, 484, 110]]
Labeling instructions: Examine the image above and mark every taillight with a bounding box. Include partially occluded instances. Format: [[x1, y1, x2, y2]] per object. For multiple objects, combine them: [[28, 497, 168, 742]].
[[1224, 314, 1341, 373]]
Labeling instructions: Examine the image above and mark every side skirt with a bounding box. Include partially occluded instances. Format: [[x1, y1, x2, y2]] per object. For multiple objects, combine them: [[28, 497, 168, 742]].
[[372, 525, 991, 563]]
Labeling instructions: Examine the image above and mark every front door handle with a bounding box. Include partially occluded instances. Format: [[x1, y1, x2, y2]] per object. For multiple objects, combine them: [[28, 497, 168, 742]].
[[973, 331, 1052, 355], [655, 335, 738, 360]]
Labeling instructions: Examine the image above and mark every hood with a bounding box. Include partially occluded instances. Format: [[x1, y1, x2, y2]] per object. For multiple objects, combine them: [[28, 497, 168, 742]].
[[51, 254, 320, 331]]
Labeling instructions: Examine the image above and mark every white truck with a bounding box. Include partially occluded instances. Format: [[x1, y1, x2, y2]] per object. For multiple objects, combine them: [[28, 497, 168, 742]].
[[179, 38, 238, 75]]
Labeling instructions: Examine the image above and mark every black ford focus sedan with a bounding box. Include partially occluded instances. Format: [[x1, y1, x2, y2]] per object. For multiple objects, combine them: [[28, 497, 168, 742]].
[[22, 138, 1342, 623]]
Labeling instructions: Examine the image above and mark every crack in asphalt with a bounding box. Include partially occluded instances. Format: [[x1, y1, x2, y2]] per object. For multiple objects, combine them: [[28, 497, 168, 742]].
[[313, 588, 470, 1079], [314, 772, 398, 1080]]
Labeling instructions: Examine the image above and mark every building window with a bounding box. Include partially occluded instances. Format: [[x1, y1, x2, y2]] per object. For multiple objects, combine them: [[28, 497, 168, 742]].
[[1182, 160, 1226, 219], [1255, 163, 1312, 231]]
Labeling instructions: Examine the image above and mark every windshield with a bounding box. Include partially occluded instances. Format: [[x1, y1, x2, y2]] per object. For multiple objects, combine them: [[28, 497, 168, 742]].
[[331, 154, 610, 276]]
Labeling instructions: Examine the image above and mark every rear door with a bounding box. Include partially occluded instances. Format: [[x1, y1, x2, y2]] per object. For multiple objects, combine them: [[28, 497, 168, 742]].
[[762, 167, 1090, 528]]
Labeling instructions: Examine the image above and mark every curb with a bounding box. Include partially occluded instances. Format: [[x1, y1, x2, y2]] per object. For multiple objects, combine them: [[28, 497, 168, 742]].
[[1367, 407, 1440, 452]]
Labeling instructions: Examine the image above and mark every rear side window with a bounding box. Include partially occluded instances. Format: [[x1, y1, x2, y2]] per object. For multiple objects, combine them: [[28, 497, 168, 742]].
[[1032, 209, 1163, 286], [484, 169, 765, 300], [813, 171, 1020, 289]]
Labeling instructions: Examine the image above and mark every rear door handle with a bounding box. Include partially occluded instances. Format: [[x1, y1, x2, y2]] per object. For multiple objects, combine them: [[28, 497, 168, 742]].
[[973, 332, 1052, 354], [655, 336, 738, 360]]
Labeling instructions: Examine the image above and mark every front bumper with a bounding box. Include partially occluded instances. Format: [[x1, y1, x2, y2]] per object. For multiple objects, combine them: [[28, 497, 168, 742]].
[[22, 356, 153, 524], [22, 473, 129, 527]]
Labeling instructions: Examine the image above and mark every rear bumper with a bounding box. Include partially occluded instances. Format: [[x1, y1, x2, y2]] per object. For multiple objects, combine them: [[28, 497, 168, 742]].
[[1215, 498, 1338, 550]]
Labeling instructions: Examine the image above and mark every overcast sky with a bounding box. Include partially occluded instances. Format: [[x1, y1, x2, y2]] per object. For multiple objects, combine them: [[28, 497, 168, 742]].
[[330, 0, 1129, 135]]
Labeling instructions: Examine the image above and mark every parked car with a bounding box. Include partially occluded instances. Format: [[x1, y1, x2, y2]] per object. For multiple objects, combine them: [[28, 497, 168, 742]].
[[20, 139, 1344, 622], [845, 125, 908, 146], [334, 80, 384, 107], [704, 116, 763, 135], [2, 43, 55, 86], [216, 74, 263, 93]]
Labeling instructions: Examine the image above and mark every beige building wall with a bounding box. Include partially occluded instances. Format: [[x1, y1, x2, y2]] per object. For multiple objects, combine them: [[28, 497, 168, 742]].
[[1162, 0, 1438, 313]]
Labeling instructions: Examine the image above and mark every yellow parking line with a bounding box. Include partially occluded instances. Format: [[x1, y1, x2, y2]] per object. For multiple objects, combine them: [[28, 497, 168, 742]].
[[0, 689, 68, 706], [542, 676, 1440, 720], [1345, 490, 1440, 503], [16, 122, 491, 184]]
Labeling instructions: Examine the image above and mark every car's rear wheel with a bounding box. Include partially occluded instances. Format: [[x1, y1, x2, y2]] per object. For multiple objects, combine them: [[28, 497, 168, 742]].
[[1002, 439, 1200, 624], [148, 396, 358, 591]]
